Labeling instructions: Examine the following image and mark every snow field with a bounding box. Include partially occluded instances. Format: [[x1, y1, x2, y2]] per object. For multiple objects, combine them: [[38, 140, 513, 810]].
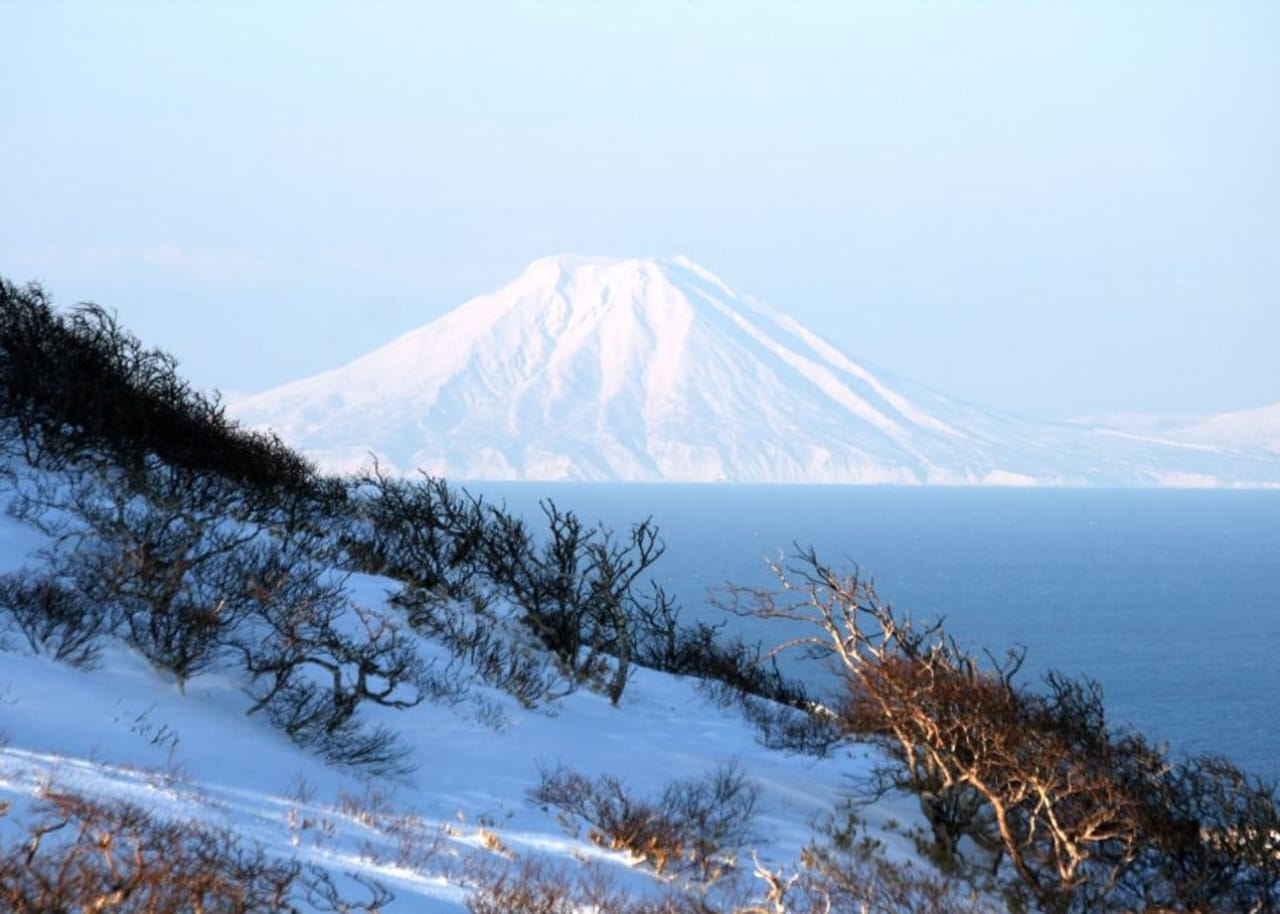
[[0, 510, 930, 912]]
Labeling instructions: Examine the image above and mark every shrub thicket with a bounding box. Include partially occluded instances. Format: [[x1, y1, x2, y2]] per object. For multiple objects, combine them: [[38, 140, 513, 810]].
[[533, 761, 758, 881], [346, 468, 705, 706], [9, 459, 262, 689], [0, 279, 429, 769], [344, 464, 491, 598], [463, 842, 999, 914], [726, 546, 1280, 913], [0, 786, 391, 913], [235, 551, 429, 774], [0, 278, 316, 501], [0, 571, 104, 668]]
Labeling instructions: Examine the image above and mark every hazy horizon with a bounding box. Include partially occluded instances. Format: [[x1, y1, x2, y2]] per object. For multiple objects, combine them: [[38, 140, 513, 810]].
[[4, 1, 1277, 419]]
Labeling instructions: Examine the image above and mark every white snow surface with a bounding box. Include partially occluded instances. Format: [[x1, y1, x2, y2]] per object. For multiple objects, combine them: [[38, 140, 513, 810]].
[[0, 507, 924, 913], [1157, 400, 1280, 455], [231, 255, 1280, 486]]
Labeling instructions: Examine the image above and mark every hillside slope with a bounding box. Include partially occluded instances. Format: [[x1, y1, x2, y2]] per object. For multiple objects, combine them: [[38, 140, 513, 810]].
[[0, 507, 924, 913]]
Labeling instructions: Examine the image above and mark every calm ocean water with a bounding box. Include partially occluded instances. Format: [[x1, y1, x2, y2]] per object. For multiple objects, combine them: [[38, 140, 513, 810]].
[[467, 484, 1280, 780]]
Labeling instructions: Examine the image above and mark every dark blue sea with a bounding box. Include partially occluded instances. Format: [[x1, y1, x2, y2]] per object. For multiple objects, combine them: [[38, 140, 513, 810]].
[[466, 484, 1280, 781]]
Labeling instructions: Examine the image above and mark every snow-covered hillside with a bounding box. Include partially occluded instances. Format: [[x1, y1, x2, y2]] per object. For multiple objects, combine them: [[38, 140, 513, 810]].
[[3, 386, 1275, 910], [232, 255, 1280, 486], [0, 508, 936, 913]]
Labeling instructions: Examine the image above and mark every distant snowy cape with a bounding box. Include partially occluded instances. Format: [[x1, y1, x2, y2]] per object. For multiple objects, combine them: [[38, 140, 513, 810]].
[[232, 255, 1280, 486]]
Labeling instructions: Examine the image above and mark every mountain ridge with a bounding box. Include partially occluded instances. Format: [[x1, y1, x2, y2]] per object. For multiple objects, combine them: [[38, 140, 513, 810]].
[[232, 256, 1280, 487]]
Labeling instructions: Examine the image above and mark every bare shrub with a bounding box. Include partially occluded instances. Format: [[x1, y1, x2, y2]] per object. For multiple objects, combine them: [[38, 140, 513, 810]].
[[236, 556, 426, 774], [685, 629, 838, 757], [719, 549, 990, 860], [0, 571, 104, 667], [344, 466, 491, 598], [463, 845, 999, 914], [343, 461, 687, 707], [734, 693, 843, 757], [463, 856, 736, 914], [533, 761, 758, 880], [0, 783, 396, 913], [330, 784, 444, 872], [302, 867, 395, 913], [644, 621, 804, 704], [726, 546, 1280, 913], [1127, 753, 1280, 913], [10, 459, 261, 689], [464, 859, 581, 914], [395, 587, 563, 707], [484, 500, 675, 704], [794, 838, 1003, 914], [0, 791, 274, 911]]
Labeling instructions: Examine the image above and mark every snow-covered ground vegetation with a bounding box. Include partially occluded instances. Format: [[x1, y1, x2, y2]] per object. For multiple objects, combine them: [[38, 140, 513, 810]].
[[1, 277, 1278, 912]]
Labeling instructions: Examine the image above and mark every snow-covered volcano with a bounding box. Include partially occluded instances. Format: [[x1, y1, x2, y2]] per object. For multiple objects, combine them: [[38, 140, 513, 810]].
[[232, 255, 1280, 486]]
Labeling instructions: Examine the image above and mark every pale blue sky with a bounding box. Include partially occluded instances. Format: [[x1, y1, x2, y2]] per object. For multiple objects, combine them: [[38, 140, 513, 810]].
[[3, 1, 1276, 418]]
